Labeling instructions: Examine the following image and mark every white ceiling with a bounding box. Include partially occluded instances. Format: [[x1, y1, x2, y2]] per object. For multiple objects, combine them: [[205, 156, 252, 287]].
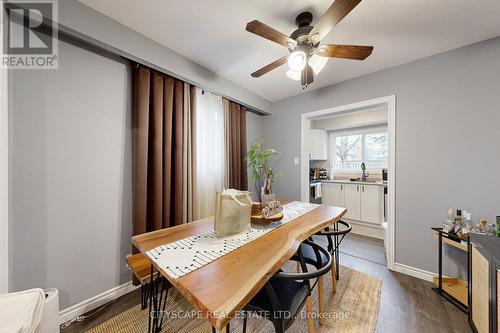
[[80, 0, 500, 102]]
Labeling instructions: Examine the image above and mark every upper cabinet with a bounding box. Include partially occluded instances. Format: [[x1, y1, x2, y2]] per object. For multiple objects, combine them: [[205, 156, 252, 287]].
[[308, 129, 328, 160]]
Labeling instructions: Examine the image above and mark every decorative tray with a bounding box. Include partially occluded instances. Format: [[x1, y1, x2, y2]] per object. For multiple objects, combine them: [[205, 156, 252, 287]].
[[251, 202, 284, 225]]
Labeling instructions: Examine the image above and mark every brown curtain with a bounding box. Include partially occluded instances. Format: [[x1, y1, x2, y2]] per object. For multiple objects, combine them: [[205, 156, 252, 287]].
[[184, 85, 197, 223], [223, 99, 248, 190], [132, 65, 195, 238]]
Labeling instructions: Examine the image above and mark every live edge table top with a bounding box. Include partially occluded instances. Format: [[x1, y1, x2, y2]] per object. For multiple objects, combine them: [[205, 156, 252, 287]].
[[132, 203, 346, 331]]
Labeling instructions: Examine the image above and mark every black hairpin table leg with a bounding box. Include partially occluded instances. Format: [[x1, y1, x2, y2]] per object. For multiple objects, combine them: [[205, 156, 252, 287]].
[[141, 282, 150, 310], [146, 265, 171, 333], [148, 265, 155, 333], [155, 277, 171, 332]]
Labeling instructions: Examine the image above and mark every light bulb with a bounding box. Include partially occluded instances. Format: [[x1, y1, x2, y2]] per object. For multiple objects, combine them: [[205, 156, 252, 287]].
[[309, 54, 328, 75], [287, 50, 306, 72], [286, 70, 301, 81]]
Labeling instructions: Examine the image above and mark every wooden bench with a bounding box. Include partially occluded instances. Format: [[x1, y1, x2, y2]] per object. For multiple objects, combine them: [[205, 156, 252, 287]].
[[126, 253, 152, 309]]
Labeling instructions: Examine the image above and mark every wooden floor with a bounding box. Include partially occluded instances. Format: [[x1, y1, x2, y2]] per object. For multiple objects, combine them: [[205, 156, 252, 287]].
[[320, 234, 471, 333], [338, 233, 387, 266], [61, 234, 471, 333]]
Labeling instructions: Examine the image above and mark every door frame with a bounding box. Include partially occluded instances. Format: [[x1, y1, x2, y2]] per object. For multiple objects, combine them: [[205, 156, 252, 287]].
[[0, 70, 8, 293], [300, 95, 396, 270], [0, 0, 9, 292]]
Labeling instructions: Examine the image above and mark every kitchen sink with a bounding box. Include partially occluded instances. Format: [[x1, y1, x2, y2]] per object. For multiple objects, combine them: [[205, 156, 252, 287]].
[[350, 179, 379, 183]]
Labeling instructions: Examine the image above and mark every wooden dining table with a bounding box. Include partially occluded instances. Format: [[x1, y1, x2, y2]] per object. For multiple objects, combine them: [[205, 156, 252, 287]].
[[132, 202, 346, 332]]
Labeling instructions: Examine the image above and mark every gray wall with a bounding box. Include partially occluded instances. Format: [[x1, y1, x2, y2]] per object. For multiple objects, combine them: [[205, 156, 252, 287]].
[[9, 39, 132, 309], [265, 36, 500, 276], [50, 0, 271, 114]]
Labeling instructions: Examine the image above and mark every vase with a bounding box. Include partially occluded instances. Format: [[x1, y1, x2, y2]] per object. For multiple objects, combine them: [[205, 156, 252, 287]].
[[261, 193, 276, 206]]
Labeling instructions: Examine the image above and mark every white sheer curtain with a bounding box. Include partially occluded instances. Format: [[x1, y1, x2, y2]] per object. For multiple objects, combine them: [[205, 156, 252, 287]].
[[194, 88, 225, 218]]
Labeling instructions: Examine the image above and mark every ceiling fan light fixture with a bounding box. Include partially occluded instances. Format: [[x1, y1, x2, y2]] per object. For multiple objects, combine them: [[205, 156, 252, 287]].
[[287, 50, 307, 72], [246, 1, 374, 87], [309, 54, 328, 75], [286, 69, 301, 81]]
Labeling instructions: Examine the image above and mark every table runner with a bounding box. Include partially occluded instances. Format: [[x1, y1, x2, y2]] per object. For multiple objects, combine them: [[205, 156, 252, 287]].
[[146, 201, 319, 279]]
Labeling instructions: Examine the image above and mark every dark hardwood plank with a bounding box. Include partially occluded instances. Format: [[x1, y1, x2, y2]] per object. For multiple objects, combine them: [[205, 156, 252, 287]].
[[62, 234, 471, 333]]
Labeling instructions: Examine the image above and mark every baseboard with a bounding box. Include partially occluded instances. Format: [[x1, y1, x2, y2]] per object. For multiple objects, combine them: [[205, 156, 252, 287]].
[[347, 221, 384, 240], [59, 281, 139, 324], [393, 262, 434, 282]]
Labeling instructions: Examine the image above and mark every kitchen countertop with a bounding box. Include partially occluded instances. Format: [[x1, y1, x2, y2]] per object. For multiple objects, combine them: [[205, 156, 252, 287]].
[[320, 179, 387, 187]]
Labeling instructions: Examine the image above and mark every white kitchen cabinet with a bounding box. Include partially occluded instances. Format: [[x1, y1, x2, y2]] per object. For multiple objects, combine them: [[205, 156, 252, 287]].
[[308, 129, 328, 160], [344, 184, 361, 220], [322, 182, 344, 207], [322, 182, 384, 225], [360, 185, 383, 224]]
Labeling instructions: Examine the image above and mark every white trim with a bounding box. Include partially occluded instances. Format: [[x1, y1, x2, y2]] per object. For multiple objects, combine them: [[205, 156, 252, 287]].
[[328, 124, 387, 136], [300, 95, 397, 270], [59, 281, 139, 324], [0, 0, 9, 293], [393, 262, 434, 282], [387, 95, 396, 271], [348, 222, 384, 240]]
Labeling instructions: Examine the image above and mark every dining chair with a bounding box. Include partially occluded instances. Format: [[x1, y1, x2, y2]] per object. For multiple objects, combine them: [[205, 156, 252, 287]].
[[242, 240, 332, 333], [316, 220, 352, 285], [290, 220, 352, 325]]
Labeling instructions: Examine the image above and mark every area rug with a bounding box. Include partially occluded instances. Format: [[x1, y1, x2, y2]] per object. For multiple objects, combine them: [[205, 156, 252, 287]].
[[86, 266, 381, 333]]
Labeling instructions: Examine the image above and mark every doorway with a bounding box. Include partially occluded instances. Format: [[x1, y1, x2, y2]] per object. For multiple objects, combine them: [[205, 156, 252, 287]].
[[300, 95, 396, 270]]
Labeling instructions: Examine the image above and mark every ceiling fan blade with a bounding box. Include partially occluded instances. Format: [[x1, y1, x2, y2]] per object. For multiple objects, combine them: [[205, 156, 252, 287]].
[[316, 44, 373, 60], [246, 20, 297, 48], [251, 56, 288, 78], [308, 0, 362, 43]]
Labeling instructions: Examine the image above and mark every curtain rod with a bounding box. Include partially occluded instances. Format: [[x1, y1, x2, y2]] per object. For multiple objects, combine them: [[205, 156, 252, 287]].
[[131, 62, 262, 113], [91, 38, 268, 116]]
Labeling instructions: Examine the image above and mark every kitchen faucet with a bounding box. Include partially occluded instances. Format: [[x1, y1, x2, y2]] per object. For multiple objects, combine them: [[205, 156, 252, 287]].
[[361, 162, 369, 181]]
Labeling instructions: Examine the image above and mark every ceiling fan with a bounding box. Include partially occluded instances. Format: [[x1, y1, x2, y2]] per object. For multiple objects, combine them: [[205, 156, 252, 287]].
[[246, 0, 373, 88]]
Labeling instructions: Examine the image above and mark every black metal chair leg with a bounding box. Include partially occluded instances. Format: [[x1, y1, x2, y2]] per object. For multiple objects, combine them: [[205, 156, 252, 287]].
[[335, 239, 340, 280], [272, 320, 285, 333], [242, 312, 247, 333], [211, 322, 230, 333], [334, 225, 340, 279], [316, 221, 352, 281]]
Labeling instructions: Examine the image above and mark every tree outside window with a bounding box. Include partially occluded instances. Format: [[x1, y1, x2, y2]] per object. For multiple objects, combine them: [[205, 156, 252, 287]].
[[334, 131, 387, 170]]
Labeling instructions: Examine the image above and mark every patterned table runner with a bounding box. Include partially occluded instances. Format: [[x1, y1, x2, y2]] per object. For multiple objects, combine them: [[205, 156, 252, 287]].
[[146, 201, 319, 279]]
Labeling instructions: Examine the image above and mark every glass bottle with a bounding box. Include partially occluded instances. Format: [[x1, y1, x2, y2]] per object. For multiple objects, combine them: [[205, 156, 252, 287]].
[[446, 208, 454, 224]]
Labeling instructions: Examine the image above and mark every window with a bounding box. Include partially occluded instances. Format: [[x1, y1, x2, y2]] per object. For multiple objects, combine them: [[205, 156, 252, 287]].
[[334, 131, 388, 170], [195, 88, 225, 218]]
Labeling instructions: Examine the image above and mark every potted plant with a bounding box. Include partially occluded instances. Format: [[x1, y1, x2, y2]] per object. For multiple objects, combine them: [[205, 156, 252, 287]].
[[246, 141, 283, 204]]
